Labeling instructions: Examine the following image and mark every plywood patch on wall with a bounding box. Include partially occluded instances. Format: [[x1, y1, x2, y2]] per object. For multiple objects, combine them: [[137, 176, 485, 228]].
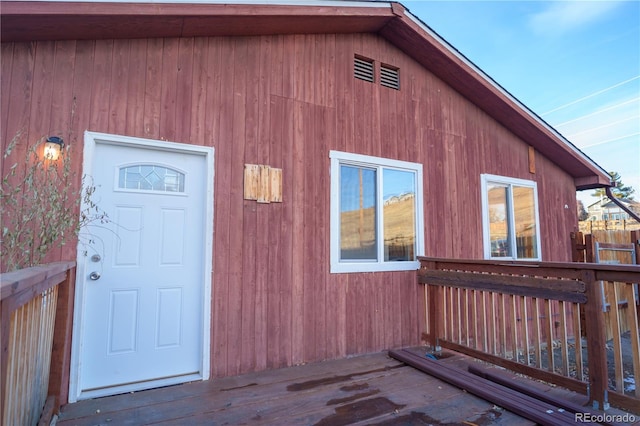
[[244, 164, 282, 203], [528, 146, 536, 174], [269, 168, 283, 202]]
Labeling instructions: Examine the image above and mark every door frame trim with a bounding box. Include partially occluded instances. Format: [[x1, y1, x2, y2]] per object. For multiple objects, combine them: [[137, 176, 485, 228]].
[[69, 131, 214, 402]]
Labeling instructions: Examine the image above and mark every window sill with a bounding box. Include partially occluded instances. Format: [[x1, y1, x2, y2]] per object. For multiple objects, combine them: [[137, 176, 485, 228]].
[[330, 260, 420, 274], [487, 257, 542, 262]]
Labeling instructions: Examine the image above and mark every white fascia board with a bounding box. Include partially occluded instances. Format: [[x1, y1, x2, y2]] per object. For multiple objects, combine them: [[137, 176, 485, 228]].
[[402, 9, 609, 180], [14, 0, 391, 6]]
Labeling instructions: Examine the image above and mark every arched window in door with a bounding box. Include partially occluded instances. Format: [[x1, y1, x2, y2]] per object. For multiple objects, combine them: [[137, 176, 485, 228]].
[[118, 164, 185, 193]]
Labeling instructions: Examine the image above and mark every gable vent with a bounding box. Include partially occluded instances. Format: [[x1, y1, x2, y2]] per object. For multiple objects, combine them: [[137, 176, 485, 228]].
[[380, 65, 400, 90], [354, 57, 374, 82]]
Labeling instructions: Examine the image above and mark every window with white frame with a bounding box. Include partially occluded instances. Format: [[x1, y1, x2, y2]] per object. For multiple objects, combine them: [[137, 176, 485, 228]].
[[481, 174, 541, 260], [330, 151, 424, 273]]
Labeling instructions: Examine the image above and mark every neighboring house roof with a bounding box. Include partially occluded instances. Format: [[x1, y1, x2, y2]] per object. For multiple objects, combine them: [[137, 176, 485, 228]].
[[587, 198, 640, 211], [0, 0, 612, 190]]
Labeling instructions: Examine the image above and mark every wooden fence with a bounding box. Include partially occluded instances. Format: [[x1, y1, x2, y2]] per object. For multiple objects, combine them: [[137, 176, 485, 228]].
[[572, 230, 640, 264], [1, 262, 76, 426], [572, 230, 639, 339], [419, 257, 640, 413], [579, 220, 640, 233]]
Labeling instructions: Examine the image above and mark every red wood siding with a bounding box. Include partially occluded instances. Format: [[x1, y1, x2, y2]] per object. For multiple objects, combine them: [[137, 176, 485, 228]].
[[1, 33, 579, 377]]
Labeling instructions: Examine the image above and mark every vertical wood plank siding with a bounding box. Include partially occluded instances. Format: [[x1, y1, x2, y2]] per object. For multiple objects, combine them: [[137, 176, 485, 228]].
[[1, 34, 579, 378]]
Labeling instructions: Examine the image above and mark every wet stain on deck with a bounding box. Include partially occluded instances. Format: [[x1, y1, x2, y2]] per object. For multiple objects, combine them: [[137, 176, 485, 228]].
[[314, 397, 405, 426], [287, 365, 404, 391]]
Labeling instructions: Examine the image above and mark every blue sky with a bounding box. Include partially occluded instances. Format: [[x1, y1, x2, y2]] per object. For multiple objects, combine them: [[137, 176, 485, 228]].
[[403, 0, 640, 207]]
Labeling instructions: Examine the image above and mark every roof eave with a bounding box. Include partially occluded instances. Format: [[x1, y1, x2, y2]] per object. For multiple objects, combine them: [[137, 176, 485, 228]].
[[574, 176, 614, 191], [0, 1, 396, 41]]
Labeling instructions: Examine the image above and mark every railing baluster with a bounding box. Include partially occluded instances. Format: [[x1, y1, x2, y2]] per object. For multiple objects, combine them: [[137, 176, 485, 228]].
[[532, 298, 542, 369], [544, 300, 554, 373], [605, 280, 624, 393], [468, 290, 474, 349], [572, 301, 585, 381], [29, 297, 41, 426], [472, 290, 478, 350], [490, 292, 497, 355], [443, 287, 450, 342], [481, 291, 488, 352], [18, 301, 30, 424], [456, 287, 462, 345], [6, 310, 20, 426], [462, 288, 468, 347], [521, 296, 530, 365], [499, 293, 507, 358], [510, 295, 518, 361], [445, 287, 450, 342], [558, 300, 569, 376]]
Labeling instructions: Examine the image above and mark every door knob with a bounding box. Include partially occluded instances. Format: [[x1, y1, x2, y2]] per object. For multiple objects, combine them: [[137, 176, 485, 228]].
[[89, 271, 101, 281]]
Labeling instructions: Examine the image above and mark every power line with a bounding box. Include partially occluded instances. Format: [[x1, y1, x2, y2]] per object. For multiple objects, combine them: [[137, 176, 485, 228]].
[[580, 132, 640, 149], [565, 115, 640, 138], [542, 75, 640, 116], [553, 97, 640, 127]]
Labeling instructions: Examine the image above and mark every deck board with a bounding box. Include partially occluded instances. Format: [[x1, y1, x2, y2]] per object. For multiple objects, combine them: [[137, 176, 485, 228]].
[[57, 351, 536, 425]]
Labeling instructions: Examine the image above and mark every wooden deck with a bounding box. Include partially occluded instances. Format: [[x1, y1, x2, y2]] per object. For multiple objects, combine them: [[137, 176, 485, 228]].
[[54, 349, 614, 426]]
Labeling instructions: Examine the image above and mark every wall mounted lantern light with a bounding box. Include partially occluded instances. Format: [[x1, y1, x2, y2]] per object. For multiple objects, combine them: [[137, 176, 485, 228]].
[[44, 136, 64, 160]]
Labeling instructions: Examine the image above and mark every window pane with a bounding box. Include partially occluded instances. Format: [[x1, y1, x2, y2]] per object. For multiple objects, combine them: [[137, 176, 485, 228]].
[[340, 165, 377, 260], [487, 184, 510, 257], [513, 186, 537, 259], [383, 169, 416, 261], [118, 165, 185, 193]]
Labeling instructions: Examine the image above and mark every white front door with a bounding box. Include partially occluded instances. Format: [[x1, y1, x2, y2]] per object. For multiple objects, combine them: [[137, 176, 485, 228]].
[[72, 132, 213, 401]]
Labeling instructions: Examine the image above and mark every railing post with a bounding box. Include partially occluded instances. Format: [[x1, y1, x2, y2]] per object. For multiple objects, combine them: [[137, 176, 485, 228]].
[[48, 266, 76, 410], [585, 234, 594, 263], [632, 230, 640, 332], [428, 285, 442, 351], [582, 269, 609, 410], [424, 261, 442, 352], [631, 230, 640, 265], [0, 296, 10, 422], [570, 232, 581, 262], [420, 260, 442, 352]]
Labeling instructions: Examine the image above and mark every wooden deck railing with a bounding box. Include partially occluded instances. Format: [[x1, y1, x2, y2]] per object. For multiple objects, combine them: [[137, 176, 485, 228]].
[[1, 261, 76, 426], [418, 257, 640, 413]]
